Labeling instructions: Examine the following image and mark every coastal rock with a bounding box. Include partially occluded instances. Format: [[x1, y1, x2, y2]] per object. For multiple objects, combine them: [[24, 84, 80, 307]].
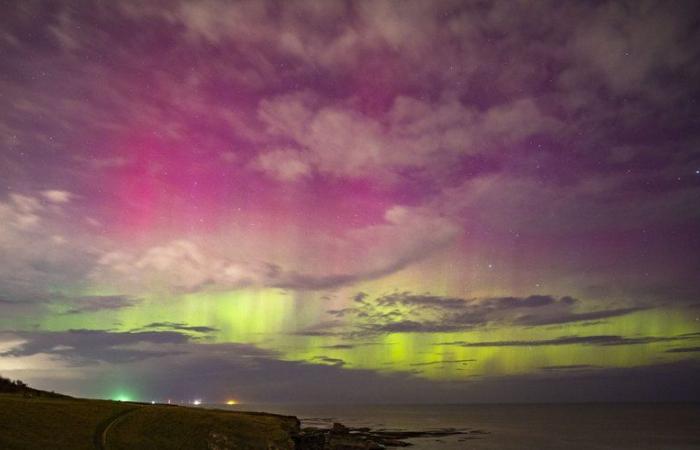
[[371, 439, 410, 447], [332, 422, 349, 434], [293, 423, 477, 449], [294, 428, 327, 450]]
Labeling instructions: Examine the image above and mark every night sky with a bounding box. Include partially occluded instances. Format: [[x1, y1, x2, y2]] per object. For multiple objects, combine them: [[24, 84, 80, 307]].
[[1, 0, 700, 404]]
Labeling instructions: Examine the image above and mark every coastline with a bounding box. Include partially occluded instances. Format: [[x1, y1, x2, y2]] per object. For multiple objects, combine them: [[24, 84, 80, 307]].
[[293, 422, 478, 449], [4, 389, 700, 449], [2, 390, 474, 449]]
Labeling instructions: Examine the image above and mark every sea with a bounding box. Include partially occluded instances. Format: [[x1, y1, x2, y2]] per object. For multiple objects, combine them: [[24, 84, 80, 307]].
[[221, 403, 700, 449]]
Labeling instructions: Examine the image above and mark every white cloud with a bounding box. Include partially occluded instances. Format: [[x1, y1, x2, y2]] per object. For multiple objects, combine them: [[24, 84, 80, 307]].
[[258, 94, 560, 179], [0, 192, 98, 300], [252, 149, 312, 181], [90, 205, 461, 293], [41, 190, 72, 204], [0, 194, 42, 231], [92, 240, 269, 293]]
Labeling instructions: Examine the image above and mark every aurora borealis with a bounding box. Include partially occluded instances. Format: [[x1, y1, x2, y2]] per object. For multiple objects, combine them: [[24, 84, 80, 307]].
[[1, 0, 700, 404]]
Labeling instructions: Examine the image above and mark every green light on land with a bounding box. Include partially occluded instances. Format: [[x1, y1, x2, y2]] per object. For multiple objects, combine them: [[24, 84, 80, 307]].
[[113, 393, 132, 402]]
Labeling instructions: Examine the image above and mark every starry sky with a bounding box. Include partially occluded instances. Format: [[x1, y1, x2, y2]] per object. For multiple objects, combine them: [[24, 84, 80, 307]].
[[1, 0, 700, 404]]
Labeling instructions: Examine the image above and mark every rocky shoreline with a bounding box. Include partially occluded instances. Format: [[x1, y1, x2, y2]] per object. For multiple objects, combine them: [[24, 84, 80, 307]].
[[293, 422, 490, 449]]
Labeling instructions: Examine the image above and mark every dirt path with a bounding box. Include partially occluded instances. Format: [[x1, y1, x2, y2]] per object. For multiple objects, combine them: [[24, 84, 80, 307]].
[[93, 407, 138, 449]]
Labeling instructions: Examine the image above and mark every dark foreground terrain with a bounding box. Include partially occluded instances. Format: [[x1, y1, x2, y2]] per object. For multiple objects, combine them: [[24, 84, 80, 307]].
[[0, 392, 299, 449], [1, 388, 469, 449]]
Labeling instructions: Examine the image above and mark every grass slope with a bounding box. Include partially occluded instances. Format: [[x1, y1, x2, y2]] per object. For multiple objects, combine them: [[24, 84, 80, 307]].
[[0, 394, 133, 450], [108, 406, 298, 449], [0, 394, 298, 449]]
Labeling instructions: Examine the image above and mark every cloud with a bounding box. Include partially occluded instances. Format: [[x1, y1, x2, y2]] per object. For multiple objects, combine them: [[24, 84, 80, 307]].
[[3, 0, 697, 197], [41, 190, 72, 204], [319, 344, 355, 350], [539, 364, 602, 372], [0, 296, 44, 316], [409, 359, 475, 367], [666, 347, 700, 353], [91, 205, 460, 292], [376, 293, 470, 310], [62, 295, 136, 315], [0, 191, 100, 302], [440, 173, 700, 235], [9, 331, 700, 403], [1, 0, 699, 404], [365, 320, 463, 334], [138, 322, 219, 334], [515, 306, 649, 326], [311, 356, 346, 367], [257, 94, 560, 180], [439, 334, 692, 348], [321, 292, 648, 336], [566, 1, 700, 96], [0, 329, 192, 365], [251, 148, 311, 181], [128, 0, 698, 104], [0, 193, 43, 232], [91, 240, 271, 293], [140, 0, 431, 71]]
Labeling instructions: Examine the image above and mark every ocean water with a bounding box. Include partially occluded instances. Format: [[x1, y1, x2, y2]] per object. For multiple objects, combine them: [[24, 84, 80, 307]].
[[222, 403, 700, 449]]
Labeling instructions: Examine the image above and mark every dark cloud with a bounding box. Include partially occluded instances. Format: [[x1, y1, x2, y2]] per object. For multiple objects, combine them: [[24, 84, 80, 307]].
[[311, 356, 346, 367], [3, 327, 700, 404], [330, 292, 648, 335], [376, 293, 468, 310], [0, 293, 138, 317], [1, 329, 192, 364], [319, 344, 355, 350], [515, 306, 650, 326], [318, 342, 388, 350], [292, 320, 345, 337], [438, 334, 693, 348], [409, 359, 475, 367], [138, 322, 219, 333], [679, 332, 700, 337], [363, 320, 464, 334], [666, 347, 700, 353], [540, 365, 602, 372], [293, 330, 339, 337], [353, 292, 368, 303], [19, 346, 700, 404]]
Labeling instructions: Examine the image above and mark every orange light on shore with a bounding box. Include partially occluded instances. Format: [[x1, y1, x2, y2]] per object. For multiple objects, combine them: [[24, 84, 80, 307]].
[[226, 399, 238, 405]]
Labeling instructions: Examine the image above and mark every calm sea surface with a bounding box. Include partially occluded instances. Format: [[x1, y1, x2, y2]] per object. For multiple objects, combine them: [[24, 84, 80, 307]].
[[221, 403, 700, 449]]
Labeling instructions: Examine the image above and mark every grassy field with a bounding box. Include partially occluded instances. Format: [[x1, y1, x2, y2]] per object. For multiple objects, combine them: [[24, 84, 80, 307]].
[[0, 393, 299, 449]]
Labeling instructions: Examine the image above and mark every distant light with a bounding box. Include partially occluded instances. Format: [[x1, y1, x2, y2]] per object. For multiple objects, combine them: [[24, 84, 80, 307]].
[[193, 399, 202, 406], [151, 401, 155, 405], [113, 394, 131, 402], [226, 399, 238, 405]]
